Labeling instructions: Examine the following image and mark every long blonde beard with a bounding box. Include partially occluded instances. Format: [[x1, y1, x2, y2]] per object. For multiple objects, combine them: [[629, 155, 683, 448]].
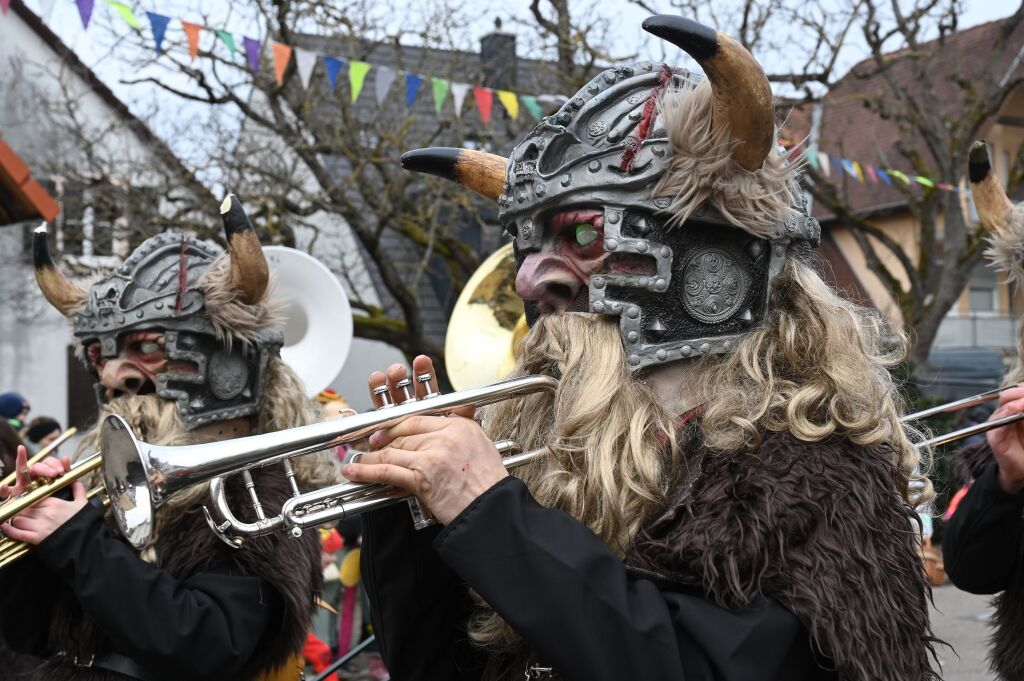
[[471, 313, 681, 650]]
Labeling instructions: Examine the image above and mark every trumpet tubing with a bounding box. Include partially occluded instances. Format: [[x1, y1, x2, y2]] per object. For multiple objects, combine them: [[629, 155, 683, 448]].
[[101, 374, 558, 549]]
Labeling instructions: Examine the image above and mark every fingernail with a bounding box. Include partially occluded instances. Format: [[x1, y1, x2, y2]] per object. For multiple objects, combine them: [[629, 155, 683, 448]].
[[342, 464, 353, 477], [368, 432, 380, 447]]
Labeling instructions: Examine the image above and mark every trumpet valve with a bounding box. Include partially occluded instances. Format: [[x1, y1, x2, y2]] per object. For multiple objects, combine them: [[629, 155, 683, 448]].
[[396, 378, 417, 404], [417, 373, 439, 399], [373, 385, 395, 409]]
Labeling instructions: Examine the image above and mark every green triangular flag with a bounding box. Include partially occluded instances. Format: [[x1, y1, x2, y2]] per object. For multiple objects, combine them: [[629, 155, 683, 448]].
[[105, 0, 138, 28], [349, 61, 371, 102], [431, 77, 450, 114], [521, 95, 543, 121], [215, 29, 237, 60]]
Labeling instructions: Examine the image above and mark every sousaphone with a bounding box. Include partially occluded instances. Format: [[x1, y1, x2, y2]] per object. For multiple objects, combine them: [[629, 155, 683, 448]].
[[264, 246, 352, 396]]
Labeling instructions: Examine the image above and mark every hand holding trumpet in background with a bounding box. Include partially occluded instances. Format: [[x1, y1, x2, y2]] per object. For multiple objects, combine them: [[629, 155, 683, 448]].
[[0, 446, 86, 545], [342, 355, 510, 526]]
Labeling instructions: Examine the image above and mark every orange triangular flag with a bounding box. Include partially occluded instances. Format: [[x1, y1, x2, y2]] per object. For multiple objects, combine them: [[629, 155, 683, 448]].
[[272, 42, 292, 86], [181, 21, 201, 62]]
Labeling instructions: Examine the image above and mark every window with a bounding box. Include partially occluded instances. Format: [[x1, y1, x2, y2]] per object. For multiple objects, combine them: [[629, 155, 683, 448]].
[[52, 182, 123, 259], [967, 265, 999, 314]]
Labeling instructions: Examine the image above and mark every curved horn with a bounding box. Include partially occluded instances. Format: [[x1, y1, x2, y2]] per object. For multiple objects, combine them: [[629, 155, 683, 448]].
[[969, 141, 1013, 233], [401, 147, 508, 201], [643, 15, 774, 172], [33, 223, 87, 316], [220, 194, 269, 305]]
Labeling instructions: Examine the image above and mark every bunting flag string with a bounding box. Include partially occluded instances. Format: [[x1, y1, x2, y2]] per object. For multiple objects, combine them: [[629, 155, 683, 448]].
[[11, 0, 569, 128], [803, 144, 959, 193]]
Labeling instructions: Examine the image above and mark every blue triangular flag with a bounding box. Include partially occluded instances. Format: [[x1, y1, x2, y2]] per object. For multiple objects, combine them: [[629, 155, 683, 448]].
[[405, 73, 422, 107], [146, 12, 171, 54], [841, 158, 857, 178], [323, 56, 345, 93], [875, 168, 893, 187]]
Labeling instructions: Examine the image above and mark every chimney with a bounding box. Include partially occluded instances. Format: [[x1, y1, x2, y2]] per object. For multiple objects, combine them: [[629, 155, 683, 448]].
[[480, 18, 517, 91]]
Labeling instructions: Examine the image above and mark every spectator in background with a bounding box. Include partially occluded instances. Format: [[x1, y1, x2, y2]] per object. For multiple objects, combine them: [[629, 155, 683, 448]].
[[0, 392, 29, 431], [20, 417, 62, 456], [0, 421, 23, 480]]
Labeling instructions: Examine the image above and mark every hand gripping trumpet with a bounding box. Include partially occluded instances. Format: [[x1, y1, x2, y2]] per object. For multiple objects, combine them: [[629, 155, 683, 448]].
[[100, 374, 557, 549]]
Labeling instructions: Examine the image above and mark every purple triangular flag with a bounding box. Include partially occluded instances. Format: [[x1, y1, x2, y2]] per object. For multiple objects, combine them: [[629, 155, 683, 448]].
[[146, 12, 171, 54], [75, 0, 95, 29], [243, 37, 261, 74], [323, 56, 344, 93]]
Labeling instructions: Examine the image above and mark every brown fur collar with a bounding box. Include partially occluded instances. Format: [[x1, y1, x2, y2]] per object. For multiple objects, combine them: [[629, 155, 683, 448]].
[[34, 467, 320, 681], [954, 442, 1024, 680], [625, 430, 940, 681]]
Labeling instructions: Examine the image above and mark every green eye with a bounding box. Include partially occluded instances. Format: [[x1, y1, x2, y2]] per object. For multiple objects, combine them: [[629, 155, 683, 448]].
[[139, 341, 161, 354], [575, 223, 598, 247]]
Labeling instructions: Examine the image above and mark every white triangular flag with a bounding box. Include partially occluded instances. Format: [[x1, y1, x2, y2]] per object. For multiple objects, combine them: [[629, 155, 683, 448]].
[[451, 82, 470, 118], [38, 0, 58, 21], [375, 66, 397, 104], [295, 48, 318, 89]]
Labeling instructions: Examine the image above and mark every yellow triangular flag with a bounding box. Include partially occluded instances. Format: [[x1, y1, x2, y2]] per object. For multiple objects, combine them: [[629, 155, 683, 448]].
[[497, 90, 519, 120]]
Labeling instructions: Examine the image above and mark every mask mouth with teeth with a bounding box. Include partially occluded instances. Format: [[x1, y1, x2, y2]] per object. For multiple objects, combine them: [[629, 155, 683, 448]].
[[401, 15, 819, 371], [32, 195, 284, 430]]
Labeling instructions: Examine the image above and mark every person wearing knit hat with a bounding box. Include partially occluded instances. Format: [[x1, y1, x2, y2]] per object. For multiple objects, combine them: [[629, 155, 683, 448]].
[[21, 417, 62, 456], [0, 392, 29, 430]]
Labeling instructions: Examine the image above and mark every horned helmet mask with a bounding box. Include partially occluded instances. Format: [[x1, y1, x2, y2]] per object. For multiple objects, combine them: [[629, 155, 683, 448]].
[[402, 16, 819, 370], [33, 195, 283, 429]]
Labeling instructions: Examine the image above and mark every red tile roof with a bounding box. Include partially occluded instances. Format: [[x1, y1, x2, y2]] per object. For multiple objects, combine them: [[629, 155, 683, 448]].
[[0, 136, 59, 224]]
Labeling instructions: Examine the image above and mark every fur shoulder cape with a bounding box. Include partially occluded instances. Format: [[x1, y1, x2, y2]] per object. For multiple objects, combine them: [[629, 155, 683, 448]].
[[38, 466, 320, 681], [955, 442, 1024, 680], [625, 430, 939, 681]]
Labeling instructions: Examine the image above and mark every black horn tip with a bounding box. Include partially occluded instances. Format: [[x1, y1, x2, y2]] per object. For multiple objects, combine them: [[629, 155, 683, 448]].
[[220, 193, 254, 236], [32, 223, 56, 269], [642, 15, 719, 61], [968, 141, 991, 184], [400, 148, 462, 181]]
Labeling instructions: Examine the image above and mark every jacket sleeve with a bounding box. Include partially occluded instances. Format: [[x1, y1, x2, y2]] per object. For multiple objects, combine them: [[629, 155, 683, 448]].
[[32, 501, 283, 681], [944, 460, 1024, 594], [361, 501, 485, 681], [434, 476, 814, 681]]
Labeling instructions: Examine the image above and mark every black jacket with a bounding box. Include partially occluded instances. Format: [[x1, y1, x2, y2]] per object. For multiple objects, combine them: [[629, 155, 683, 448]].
[[363, 432, 936, 681], [0, 467, 320, 681], [944, 460, 1024, 594], [364, 478, 829, 681]]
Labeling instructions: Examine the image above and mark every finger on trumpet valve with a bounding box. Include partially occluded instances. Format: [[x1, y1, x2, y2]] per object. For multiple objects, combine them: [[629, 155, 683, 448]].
[[373, 385, 395, 409], [417, 372, 439, 399], [396, 378, 417, 404]]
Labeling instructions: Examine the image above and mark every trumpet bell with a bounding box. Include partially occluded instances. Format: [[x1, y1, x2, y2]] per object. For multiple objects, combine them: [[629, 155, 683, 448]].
[[445, 243, 527, 390], [101, 415, 156, 549]]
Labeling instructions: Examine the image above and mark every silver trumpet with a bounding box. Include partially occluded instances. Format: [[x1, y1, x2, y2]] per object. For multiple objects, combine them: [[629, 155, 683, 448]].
[[100, 374, 557, 549]]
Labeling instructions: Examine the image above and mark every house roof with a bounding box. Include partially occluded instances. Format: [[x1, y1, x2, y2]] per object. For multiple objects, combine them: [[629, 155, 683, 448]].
[[8, 0, 214, 206], [782, 13, 1024, 221], [0, 136, 59, 224]]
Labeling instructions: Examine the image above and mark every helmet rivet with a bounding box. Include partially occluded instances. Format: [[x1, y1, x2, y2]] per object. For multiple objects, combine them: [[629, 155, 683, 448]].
[[588, 160, 601, 173], [535, 183, 547, 196], [627, 331, 639, 342], [607, 212, 620, 224], [681, 345, 692, 356], [629, 354, 641, 365], [611, 302, 621, 312], [660, 247, 671, 258], [560, 174, 572, 187], [655, 279, 667, 290], [593, 301, 605, 312], [592, 277, 605, 289], [700, 342, 711, 354], [636, 242, 648, 253], [627, 307, 639, 319], [605, 238, 618, 250], [656, 349, 667, 361]]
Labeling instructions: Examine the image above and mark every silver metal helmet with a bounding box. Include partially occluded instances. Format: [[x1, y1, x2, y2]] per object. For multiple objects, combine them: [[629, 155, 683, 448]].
[[401, 16, 820, 371], [33, 195, 282, 429]]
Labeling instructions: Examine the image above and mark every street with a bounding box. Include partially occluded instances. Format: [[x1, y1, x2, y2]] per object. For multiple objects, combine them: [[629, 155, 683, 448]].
[[932, 582, 997, 680]]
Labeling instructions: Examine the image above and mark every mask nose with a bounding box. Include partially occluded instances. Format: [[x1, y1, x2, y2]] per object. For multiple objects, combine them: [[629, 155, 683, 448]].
[[515, 252, 585, 313], [99, 359, 151, 399]]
